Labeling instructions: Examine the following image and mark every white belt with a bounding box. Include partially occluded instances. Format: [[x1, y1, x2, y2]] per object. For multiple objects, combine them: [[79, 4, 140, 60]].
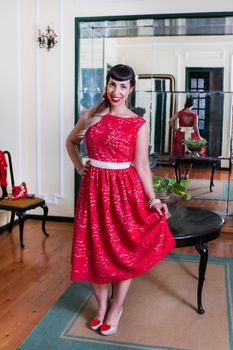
[[89, 158, 131, 169], [180, 126, 194, 140]]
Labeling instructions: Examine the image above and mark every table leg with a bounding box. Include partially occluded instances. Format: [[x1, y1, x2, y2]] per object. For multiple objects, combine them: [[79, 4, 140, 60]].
[[195, 243, 208, 314], [175, 161, 181, 182], [210, 162, 216, 192]]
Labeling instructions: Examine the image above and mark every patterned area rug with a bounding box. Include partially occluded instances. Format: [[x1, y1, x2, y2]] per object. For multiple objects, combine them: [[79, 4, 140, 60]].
[[188, 179, 232, 200], [18, 253, 233, 350]]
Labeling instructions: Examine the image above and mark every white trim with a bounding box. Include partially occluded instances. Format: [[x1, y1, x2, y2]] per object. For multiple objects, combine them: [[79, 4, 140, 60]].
[[17, 0, 23, 179], [230, 55, 233, 162], [185, 51, 225, 61], [35, 0, 42, 195], [55, 0, 65, 200], [35, 0, 65, 205], [231, 55, 233, 92]]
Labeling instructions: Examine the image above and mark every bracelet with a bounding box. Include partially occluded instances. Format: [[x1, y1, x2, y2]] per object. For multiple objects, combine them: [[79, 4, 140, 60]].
[[147, 198, 161, 209]]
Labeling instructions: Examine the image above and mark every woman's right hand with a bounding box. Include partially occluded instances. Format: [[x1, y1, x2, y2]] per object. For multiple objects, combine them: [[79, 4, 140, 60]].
[[150, 202, 168, 217], [77, 160, 91, 176]]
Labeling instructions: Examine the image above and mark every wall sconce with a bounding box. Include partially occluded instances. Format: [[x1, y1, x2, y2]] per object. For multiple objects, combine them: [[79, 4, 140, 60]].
[[38, 26, 57, 51]]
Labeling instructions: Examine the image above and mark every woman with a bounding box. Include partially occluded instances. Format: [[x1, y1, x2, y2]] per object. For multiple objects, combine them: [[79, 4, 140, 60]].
[[66, 64, 175, 336], [169, 97, 205, 178]]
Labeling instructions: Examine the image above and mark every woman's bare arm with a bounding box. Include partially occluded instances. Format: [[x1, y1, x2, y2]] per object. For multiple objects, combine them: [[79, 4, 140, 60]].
[[133, 123, 168, 216], [66, 111, 91, 176], [193, 115, 201, 138], [169, 112, 179, 131]]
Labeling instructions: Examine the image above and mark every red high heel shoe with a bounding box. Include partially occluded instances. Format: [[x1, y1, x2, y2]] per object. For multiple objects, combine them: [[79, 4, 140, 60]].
[[89, 318, 103, 331], [89, 298, 112, 331], [100, 309, 123, 336]]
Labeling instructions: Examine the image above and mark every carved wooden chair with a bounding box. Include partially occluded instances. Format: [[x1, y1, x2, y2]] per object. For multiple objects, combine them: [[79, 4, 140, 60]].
[[0, 150, 49, 248]]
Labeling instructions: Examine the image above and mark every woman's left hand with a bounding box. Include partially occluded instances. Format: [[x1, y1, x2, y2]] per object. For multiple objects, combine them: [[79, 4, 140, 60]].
[[150, 202, 168, 217], [77, 160, 91, 176]]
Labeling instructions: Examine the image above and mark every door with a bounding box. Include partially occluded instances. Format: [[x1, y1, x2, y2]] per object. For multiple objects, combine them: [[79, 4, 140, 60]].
[[186, 68, 224, 157]]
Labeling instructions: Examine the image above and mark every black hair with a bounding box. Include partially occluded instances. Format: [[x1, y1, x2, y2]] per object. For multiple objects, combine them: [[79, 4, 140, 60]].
[[89, 64, 136, 118], [107, 64, 136, 87], [184, 97, 194, 108]]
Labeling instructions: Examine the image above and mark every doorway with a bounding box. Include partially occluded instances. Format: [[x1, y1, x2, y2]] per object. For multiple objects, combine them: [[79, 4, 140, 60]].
[[186, 68, 224, 157]]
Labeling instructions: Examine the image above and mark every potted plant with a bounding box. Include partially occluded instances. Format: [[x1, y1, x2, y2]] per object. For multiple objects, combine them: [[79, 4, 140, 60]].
[[183, 138, 207, 155], [152, 176, 192, 201]]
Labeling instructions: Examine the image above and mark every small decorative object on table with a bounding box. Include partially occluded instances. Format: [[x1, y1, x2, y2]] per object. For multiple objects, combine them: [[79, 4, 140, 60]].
[[183, 138, 207, 156], [152, 176, 191, 218], [153, 176, 191, 202]]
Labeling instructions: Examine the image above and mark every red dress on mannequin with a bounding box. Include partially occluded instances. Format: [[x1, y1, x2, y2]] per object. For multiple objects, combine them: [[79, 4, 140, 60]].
[[172, 110, 205, 156], [71, 114, 175, 284]]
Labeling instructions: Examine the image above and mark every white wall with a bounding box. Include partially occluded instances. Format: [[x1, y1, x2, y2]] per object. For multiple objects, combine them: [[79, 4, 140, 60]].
[[0, 0, 233, 222]]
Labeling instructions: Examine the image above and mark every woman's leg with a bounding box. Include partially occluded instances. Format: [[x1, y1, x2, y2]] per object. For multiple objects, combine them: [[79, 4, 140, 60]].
[[104, 278, 132, 326], [90, 282, 109, 322]]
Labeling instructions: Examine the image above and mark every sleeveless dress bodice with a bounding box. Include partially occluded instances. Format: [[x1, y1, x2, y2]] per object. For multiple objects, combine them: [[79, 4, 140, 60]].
[[178, 110, 196, 127], [86, 114, 145, 162]]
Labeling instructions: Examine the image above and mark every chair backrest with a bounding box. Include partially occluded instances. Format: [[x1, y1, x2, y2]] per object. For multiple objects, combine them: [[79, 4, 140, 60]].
[[0, 151, 15, 199]]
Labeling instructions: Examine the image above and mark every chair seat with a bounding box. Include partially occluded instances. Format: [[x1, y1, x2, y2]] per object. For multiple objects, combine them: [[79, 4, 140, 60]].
[[0, 150, 49, 248], [0, 197, 45, 211]]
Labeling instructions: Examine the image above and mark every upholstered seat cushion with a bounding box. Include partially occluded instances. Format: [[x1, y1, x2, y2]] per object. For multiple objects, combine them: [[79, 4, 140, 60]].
[[0, 197, 45, 211]]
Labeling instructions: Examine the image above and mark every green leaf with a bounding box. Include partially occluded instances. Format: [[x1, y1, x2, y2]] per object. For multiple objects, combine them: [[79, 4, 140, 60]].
[[152, 175, 191, 200]]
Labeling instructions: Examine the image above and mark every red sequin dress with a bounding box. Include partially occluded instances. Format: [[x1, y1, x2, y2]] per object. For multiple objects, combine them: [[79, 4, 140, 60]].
[[71, 114, 175, 284], [172, 110, 206, 155]]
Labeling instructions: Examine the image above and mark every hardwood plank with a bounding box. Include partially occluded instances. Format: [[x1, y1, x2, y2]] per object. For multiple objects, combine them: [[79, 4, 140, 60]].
[[0, 221, 72, 350]]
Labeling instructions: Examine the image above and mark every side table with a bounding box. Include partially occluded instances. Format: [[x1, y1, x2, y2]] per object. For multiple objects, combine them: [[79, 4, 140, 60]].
[[168, 205, 224, 314]]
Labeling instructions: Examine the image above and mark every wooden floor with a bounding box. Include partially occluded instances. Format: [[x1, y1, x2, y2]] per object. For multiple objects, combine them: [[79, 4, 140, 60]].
[[0, 223, 233, 350], [0, 165, 233, 349], [0, 221, 73, 350]]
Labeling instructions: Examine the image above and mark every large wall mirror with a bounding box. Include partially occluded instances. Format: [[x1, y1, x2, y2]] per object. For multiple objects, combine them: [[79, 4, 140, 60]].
[[75, 12, 233, 226]]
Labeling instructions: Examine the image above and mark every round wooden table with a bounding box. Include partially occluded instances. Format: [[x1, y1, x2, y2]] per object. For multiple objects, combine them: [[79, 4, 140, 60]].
[[168, 205, 224, 314]]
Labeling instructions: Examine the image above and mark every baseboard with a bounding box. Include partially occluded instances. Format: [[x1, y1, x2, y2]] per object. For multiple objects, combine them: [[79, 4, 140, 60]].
[[0, 215, 74, 233], [26, 214, 74, 222]]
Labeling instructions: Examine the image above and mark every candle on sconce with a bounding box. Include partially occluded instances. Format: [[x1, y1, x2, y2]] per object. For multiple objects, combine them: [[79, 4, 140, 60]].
[[37, 26, 57, 50]]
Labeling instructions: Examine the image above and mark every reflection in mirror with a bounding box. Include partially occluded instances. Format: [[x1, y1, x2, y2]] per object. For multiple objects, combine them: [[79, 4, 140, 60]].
[[77, 17, 233, 158], [76, 13, 233, 222]]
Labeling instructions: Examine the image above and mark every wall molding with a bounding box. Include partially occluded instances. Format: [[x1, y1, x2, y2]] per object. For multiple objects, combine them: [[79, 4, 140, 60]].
[[231, 54, 233, 92], [17, 0, 23, 179], [230, 54, 233, 157], [35, 0, 65, 205], [185, 51, 225, 60]]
